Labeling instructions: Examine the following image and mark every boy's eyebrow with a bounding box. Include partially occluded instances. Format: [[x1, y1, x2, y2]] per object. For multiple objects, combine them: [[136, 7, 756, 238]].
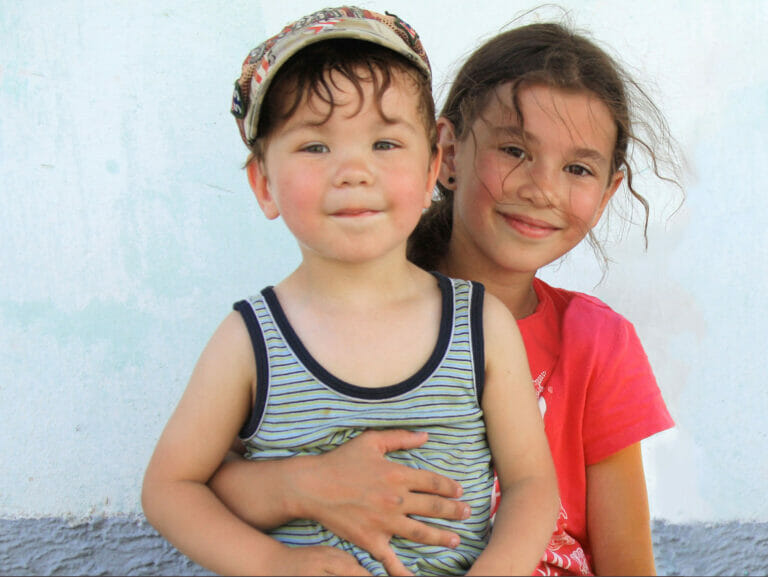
[[281, 118, 327, 133], [376, 114, 421, 132], [494, 125, 609, 164], [282, 113, 420, 134]]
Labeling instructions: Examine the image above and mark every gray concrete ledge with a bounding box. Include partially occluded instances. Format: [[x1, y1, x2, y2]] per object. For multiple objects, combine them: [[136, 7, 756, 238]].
[[1, 516, 766, 576]]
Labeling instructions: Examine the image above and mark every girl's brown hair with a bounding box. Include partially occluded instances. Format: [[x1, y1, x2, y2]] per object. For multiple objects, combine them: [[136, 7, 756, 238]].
[[407, 21, 681, 271]]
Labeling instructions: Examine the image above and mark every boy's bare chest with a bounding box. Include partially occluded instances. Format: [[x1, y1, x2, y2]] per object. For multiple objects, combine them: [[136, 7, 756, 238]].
[[283, 300, 442, 388]]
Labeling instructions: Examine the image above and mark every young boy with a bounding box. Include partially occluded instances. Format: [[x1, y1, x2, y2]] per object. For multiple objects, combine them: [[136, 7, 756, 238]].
[[141, 7, 558, 576]]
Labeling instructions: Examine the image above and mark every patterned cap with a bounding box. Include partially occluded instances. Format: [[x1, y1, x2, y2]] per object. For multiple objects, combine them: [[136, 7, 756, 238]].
[[231, 6, 431, 146]]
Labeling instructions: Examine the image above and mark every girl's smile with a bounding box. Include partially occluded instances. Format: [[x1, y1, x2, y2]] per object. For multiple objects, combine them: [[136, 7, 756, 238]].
[[499, 212, 561, 239]]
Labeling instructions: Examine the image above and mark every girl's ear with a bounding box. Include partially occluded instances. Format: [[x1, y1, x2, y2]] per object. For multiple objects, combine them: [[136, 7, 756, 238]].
[[591, 170, 624, 227], [246, 161, 280, 220], [437, 117, 458, 191]]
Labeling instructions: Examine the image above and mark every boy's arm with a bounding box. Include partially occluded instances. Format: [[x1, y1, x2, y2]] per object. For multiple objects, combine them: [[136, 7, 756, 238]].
[[142, 312, 367, 576], [587, 442, 657, 576], [467, 294, 559, 576], [209, 428, 469, 575]]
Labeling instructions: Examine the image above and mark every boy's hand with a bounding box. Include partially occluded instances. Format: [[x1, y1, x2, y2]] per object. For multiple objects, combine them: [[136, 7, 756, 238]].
[[293, 429, 469, 575], [273, 545, 372, 576]]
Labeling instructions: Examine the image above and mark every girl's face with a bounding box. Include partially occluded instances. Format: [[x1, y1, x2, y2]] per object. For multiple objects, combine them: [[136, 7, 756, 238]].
[[441, 83, 624, 278]]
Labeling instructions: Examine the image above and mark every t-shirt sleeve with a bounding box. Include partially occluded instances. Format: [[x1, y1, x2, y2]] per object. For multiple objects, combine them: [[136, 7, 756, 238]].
[[581, 308, 674, 465]]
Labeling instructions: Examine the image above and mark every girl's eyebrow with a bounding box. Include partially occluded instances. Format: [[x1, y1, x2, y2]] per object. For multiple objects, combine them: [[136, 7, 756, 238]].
[[495, 124, 530, 141], [572, 147, 609, 164], [494, 125, 609, 165]]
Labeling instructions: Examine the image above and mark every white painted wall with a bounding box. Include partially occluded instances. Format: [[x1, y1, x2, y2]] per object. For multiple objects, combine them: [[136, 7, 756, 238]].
[[1, 1, 766, 524]]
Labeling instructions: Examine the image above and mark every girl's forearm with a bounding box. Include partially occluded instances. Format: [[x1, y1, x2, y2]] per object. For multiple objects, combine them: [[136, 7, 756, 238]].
[[208, 452, 318, 529], [467, 476, 558, 576], [143, 477, 288, 575]]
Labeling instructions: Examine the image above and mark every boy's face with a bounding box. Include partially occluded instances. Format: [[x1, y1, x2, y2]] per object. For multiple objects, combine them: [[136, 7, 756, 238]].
[[249, 69, 439, 266]]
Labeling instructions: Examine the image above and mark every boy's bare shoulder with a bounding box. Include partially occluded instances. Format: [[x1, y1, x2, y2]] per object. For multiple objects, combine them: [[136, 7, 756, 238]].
[[481, 291, 525, 348]]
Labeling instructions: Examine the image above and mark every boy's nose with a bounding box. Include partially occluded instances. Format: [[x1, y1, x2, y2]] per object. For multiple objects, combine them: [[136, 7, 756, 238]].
[[333, 151, 374, 187]]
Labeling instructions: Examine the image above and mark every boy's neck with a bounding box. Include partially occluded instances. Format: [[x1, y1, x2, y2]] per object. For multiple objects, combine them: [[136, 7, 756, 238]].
[[278, 255, 432, 310]]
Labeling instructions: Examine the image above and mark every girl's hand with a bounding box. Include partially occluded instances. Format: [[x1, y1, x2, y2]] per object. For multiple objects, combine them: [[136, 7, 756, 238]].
[[210, 429, 469, 577], [291, 429, 470, 576]]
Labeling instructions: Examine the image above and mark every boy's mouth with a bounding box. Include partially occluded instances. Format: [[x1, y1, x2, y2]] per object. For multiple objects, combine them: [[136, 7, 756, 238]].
[[331, 208, 380, 218]]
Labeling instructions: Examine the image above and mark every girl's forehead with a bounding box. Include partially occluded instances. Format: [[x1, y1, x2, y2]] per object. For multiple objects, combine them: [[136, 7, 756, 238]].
[[481, 83, 617, 149]]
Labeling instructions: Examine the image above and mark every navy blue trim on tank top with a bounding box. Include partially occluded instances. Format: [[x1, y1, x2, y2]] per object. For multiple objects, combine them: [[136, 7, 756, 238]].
[[260, 271, 455, 401], [233, 300, 270, 439], [470, 282, 485, 402]]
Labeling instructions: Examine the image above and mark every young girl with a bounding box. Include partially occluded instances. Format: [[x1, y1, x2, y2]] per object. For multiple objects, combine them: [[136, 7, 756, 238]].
[[209, 18, 680, 576], [142, 7, 558, 576]]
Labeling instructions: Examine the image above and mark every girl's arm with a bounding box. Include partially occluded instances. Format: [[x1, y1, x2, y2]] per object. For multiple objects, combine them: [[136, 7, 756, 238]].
[[209, 429, 470, 576], [467, 294, 559, 576], [587, 442, 657, 576], [142, 312, 368, 576]]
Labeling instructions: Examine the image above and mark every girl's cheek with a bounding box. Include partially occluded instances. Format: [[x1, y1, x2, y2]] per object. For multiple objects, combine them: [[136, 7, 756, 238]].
[[566, 188, 606, 229], [474, 155, 512, 201]]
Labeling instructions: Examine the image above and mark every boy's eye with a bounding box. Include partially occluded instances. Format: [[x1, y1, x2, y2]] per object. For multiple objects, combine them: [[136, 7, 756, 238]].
[[301, 143, 329, 153], [501, 145, 526, 160], [373, 140, 399, 151], [565, 164, 594, 177]]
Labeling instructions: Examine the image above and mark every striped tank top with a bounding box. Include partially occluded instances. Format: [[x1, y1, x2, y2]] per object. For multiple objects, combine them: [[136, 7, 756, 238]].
[[233, 272, 493, 576]]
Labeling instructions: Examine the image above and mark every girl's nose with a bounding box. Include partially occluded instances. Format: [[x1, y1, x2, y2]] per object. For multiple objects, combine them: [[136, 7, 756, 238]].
[[516, 160, 558, 207]]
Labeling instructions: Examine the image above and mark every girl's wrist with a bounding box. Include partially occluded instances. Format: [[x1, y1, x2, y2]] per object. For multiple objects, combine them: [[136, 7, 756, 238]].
[[281, 453, 323, 521]]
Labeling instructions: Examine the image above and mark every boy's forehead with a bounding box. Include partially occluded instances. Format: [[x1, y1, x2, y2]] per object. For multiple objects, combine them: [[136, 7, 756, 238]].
[[281, 70, 424, 129], [231, 6, 431, 147]]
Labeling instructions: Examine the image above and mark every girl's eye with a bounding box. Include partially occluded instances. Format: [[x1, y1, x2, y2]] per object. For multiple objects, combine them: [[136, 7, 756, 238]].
[[301, 143, 329, 153], [565, 164, 594, 177], [373, 140, 399, 151], [501, 145, 526, 160]]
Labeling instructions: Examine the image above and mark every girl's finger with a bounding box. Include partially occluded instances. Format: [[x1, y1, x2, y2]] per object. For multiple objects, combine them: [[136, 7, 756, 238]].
[[402, 491, 470, 522], [395, 516, 462, 549]]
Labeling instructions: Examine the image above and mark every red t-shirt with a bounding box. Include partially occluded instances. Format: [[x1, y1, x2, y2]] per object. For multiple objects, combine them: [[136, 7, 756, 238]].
[[492, 278, 674, 576]]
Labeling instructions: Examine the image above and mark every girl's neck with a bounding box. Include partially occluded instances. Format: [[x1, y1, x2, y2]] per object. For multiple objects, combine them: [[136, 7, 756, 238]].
[[439, 257, 539, 320]]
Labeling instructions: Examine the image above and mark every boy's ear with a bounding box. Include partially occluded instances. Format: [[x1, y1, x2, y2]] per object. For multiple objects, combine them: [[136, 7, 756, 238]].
[[436, 117, 458, 190], [246, 161, 280, 220], [424, 146, 443, 209], [591, 170, 624, 227]]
